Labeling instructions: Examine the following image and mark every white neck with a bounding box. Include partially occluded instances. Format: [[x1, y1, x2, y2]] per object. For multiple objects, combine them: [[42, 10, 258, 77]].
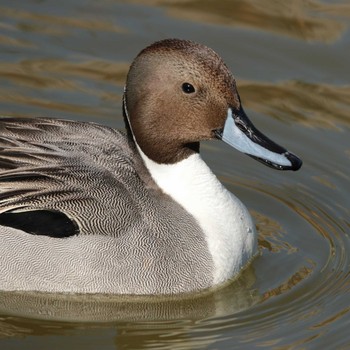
[[138, 147, 257, 284]]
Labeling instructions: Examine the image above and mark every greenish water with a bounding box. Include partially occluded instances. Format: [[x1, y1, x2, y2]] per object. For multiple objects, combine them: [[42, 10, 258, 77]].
[[0, 0, 349, 349]]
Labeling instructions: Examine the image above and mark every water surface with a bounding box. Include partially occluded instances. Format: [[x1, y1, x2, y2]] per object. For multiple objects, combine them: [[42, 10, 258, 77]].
[[0, 0, 349, 349]]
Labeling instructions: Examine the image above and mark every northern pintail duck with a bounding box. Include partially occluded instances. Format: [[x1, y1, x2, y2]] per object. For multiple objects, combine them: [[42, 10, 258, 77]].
[[0, 39, 302, 294]]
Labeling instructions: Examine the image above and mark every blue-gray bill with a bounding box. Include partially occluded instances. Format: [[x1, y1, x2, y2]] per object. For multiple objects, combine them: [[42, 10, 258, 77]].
[[215, 107, 302, 171]]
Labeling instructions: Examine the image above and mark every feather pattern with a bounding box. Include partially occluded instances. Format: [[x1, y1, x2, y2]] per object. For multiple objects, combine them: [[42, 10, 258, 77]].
[[0, 117, 154, 236], [0, 117, 214, 293]]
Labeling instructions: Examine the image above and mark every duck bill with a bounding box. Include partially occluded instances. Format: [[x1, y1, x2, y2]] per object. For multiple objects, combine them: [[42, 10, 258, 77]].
[[215, 107, 302, 171]]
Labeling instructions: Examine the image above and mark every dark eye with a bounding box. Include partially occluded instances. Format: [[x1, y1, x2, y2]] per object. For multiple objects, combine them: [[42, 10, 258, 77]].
[[182, 82, 195, 94]]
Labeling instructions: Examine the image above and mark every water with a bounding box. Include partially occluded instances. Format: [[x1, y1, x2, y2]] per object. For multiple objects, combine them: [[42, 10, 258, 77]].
[[0, 0, 349, 348]]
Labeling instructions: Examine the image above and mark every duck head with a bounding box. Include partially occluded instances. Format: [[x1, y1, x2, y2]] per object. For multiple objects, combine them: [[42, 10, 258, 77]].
[[123, 38, 302, 170]]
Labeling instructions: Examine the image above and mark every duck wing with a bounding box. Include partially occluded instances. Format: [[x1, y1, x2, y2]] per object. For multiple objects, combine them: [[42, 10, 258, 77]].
[[0, 117, 148, 237]]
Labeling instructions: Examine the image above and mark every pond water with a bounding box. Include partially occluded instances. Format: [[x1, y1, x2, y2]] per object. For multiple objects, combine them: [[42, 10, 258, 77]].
[[0, 0, 349, 349]]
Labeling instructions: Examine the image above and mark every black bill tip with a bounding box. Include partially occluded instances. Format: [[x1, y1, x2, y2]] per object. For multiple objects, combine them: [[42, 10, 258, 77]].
[[249, 151, 302, 171], [285, 151, 303, 171]]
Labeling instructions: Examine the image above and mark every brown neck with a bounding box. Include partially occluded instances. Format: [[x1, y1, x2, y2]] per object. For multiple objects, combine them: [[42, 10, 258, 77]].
[[123, 94, 200, 164]]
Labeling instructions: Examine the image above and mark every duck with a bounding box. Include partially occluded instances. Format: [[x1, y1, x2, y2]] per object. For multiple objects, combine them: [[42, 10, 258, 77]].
[[0, 39, 302, 295]]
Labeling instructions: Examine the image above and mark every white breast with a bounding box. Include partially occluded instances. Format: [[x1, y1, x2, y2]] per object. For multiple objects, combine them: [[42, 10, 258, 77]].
[[139, 149, 257, 284]]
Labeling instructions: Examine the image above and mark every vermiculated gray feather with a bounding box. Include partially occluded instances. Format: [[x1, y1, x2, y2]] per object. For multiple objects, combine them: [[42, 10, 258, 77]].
[[0, 117, 213, 294]]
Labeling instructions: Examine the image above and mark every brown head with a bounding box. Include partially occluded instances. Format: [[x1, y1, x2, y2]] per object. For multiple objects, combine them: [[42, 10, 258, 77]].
[[124, 39, 302, 170]]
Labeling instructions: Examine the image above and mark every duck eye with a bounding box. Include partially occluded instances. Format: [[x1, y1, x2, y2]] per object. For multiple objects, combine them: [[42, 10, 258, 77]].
[[182, 82, 195, 94]]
